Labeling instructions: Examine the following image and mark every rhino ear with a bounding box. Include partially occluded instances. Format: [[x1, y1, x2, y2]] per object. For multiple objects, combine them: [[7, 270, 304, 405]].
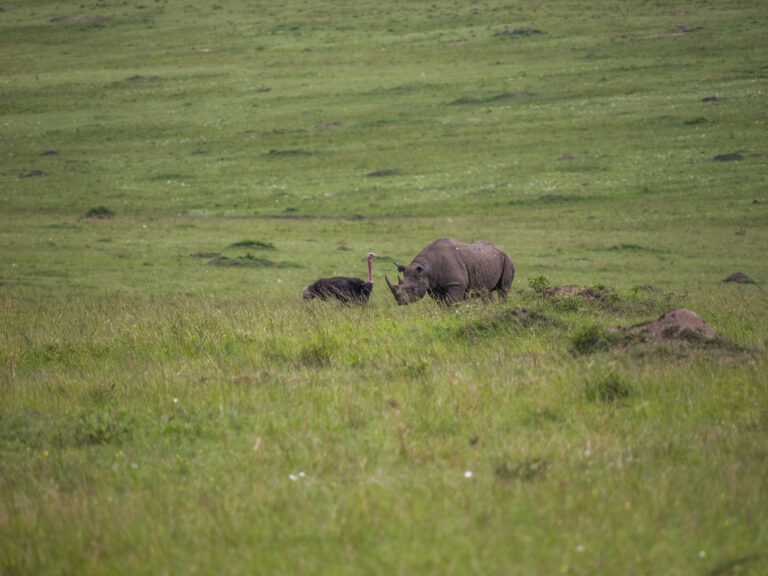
[[396, 263, 406, 273]]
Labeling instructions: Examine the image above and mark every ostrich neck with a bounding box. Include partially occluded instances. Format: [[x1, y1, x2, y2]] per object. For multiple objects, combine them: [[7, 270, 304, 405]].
[[368, 257, 373, 283]]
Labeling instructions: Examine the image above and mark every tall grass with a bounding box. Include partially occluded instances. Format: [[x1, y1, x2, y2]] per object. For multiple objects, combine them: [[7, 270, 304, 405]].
[[2, 290, 766, 574]]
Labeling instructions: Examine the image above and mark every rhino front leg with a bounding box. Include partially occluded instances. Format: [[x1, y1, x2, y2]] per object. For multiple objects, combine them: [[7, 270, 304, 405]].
[[443, 282, 466, 304]]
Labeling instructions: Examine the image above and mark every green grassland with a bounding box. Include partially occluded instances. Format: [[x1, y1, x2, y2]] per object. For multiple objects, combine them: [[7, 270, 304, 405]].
[[1, 0, 767, 574]]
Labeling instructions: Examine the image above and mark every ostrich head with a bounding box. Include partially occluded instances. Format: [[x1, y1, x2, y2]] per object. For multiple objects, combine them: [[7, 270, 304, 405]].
[[367, 253, 377, 283]]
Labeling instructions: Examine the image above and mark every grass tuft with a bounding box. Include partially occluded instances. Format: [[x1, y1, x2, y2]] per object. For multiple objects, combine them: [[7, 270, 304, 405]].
[[84, 206, 115, 220], [585, 373, 632, 402], [207, 254, 300, 268], [228, 240, 276, 250]]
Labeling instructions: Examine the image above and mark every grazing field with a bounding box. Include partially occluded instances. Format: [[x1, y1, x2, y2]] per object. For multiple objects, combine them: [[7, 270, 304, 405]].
[[1, 1, 767, 574]]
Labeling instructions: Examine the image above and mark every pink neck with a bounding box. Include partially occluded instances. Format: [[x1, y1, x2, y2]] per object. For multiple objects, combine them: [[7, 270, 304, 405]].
[[368, 255, 373, 283]]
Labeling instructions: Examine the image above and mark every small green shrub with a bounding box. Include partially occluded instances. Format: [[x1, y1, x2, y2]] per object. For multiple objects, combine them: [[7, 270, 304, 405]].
[[528, 274, 551, 294], [571, 323, 607, 354], [74, 410, 131, 446], [554, 295, 580, 312]]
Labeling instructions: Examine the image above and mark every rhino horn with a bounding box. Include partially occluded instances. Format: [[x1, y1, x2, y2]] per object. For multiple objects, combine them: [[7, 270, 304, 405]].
[[385, 275, 397, 295]]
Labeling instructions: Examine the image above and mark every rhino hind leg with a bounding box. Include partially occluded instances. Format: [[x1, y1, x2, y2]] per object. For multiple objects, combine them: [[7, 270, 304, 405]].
[[494, 255, 515, 300]]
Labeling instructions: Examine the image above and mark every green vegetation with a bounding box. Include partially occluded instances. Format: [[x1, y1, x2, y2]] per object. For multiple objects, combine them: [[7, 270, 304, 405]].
[[1, 0, 766, 574]]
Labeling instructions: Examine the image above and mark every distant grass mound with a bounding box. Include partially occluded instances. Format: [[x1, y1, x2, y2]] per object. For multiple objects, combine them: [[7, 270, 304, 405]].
[[228, 240, 276, 250], [84, 206, 115, 220], [208, 254, 300, 268]]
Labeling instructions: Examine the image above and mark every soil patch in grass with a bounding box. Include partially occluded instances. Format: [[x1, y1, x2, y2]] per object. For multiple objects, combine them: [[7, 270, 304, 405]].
[[21, 170, 46, 178], [450, 92, 537, 106], [84, 206, 115, 220], [613, 308, 718, 344], [722, 272, 756, 284], [574, 308, 749, 356], [265, 149, 312, 158], [367, 169, 400, 177], [496, 27, 545, 38], [713, 152, 744, 162], [124, 75, 162, 83]]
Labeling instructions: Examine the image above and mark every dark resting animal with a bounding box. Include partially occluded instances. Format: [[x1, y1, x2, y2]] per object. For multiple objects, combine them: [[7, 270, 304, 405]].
[[302, 253, 377, 303], [386, 237, 514, 305]]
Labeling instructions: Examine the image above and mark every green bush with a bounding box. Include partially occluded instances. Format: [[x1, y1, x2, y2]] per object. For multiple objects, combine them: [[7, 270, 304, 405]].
[[571, 323, 607, 354], [528, 274, 551, 294]]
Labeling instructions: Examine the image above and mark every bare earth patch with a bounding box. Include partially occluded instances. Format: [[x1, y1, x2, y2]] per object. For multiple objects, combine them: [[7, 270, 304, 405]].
[[49, 16, 94, 23], [21, 170, 46, 178], [723, 272, 756, 284], [84, 208, 115, 220], [713, 152, 743, 162], [615, 308, 718, 344]]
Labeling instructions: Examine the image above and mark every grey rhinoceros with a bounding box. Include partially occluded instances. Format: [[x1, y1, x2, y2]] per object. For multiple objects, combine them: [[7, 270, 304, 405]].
[[385, 237, 515, 305]]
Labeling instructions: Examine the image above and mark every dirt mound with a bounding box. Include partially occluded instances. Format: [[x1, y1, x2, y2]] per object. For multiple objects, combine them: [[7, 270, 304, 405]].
[[723, 272, 755, 284], [623, 308, 718, 343]]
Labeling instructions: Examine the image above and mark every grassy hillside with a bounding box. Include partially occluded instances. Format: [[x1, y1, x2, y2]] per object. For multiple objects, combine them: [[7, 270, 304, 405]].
[[1, 1, 767, 574]]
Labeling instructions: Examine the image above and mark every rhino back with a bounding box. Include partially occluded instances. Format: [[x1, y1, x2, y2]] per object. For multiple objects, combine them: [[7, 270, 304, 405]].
[[414, 238, 468, 284], [416, 238, 509, 291], [457, 241, 510, 290]]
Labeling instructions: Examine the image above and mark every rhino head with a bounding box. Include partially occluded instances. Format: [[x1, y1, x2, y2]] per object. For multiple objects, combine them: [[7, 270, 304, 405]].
[[385, 262, 429, 305]]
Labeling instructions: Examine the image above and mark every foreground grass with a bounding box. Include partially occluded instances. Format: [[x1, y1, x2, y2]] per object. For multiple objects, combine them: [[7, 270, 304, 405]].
[[2, 290, 767, 575]]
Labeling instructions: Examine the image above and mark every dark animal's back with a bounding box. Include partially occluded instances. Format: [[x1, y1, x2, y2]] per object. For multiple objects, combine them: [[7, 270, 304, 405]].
[[302, 277, 373, 303]]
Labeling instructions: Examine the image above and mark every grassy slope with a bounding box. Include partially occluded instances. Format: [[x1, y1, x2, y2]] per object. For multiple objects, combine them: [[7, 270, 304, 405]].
[[1, 1, 767, 575]]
